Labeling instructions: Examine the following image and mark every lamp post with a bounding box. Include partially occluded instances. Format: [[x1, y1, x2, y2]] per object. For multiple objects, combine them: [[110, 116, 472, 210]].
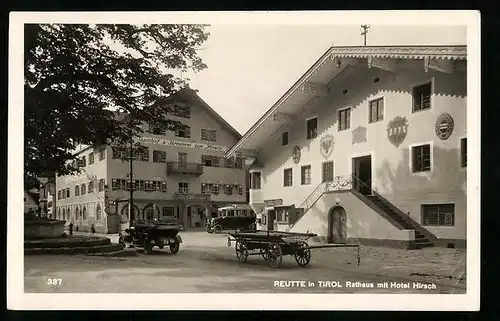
[[128, 119, 134, 224], [360, 25, 370, 46]]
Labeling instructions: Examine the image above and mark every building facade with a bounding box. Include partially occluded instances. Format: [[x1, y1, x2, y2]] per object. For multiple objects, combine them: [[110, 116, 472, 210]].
[[227, 46, 467, 249], [54, 88, 247, 233]]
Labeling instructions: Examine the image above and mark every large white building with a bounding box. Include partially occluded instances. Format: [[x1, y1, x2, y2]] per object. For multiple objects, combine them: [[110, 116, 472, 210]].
[[54, 88, 248, 233], [227, 45, 467, 249]]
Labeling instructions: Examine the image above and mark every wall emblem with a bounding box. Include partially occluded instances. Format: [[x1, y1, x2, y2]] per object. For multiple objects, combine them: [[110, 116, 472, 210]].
[[352, 126, 367, 145], [320, 135, 334, 159], [435, 113, 454, 140], [387, 116, 409, 147], [292, 146, 301, 164]]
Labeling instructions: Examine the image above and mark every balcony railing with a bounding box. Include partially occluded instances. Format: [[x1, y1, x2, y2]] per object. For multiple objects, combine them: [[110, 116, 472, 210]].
[[173, 193, 211, 201], [167, 161, 204, 176]]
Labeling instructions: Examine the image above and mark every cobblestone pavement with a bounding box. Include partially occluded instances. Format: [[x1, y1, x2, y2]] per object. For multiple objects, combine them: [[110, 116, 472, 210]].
[[25, 231, 466, 294]]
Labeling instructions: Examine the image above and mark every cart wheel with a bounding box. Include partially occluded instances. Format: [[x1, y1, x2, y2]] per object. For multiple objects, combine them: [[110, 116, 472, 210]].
[[214, 225, 222, 234], [267, 243, 283, 268], [206, 225, 213, 233], [169, 240, 180, 254], [259, 248, 268, 260], [235, 240, 248, 263], [294, 241, 311, 267], [143, 238, 153, 254]]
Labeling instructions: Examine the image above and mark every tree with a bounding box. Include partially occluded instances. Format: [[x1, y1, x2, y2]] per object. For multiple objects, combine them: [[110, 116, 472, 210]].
[[24, 24, 209, 180]]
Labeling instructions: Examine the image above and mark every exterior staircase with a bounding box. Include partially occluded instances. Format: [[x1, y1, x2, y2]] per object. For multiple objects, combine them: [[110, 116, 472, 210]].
[[290, 174, 437, 249]]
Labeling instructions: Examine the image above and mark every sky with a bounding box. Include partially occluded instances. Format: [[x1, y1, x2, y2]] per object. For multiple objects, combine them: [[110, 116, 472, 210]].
[[182, 24, 466, 135]]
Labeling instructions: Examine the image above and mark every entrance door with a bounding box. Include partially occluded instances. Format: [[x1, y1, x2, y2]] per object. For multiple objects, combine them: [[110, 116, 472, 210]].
[[329, 206, 347, 243], [353, 155, 372, 195], [267, 210, 275, 231]]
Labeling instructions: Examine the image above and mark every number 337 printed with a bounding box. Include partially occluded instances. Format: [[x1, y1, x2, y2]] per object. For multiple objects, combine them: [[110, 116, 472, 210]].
[[47, 278, 63, 286]]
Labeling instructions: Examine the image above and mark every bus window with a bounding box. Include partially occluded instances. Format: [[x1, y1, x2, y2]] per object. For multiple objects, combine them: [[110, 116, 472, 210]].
[[227, 210, 235, 217], [236, 210, 246, 217]]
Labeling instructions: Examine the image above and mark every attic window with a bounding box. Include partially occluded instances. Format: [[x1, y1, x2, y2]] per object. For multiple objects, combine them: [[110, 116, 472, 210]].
[[171, 104, 191, 119], [282, 132, 289, 146], [306, 118, 318, 140]]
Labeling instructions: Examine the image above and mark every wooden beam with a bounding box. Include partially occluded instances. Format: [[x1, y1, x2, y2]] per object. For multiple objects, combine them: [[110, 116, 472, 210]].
[[272, 112, 297, 123], [428, 58, 455, 74], [300, 81, 329, 97], [367, 57, 397, 72]]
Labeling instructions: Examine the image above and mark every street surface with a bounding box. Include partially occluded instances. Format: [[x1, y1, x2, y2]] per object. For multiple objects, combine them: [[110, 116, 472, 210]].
[[24, 231, 466, 294]]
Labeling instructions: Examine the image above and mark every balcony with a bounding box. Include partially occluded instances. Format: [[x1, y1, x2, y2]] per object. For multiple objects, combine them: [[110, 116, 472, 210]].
[[173, 193, 211, 201], [167, 161, 203, 176]]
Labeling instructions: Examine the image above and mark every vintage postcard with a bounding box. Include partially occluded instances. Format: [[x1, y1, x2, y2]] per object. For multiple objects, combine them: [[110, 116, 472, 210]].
[[8, 10, 480, 310]]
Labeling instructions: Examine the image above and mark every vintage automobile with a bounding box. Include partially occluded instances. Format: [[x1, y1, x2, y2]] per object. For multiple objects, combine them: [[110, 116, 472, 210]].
[[206, 204, 256, 234], [118, 219, 182, 254]]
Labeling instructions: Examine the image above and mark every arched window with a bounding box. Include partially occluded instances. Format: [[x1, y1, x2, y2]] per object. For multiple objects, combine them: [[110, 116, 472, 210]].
[[75, 206, 80, 221], [143, 204, 160, 221], [96, 204, 102, 221], [57, 207, 61, 220], [120, 204, 139, 223], [82, 206, 87, 220], [67, 207, 72, 222]]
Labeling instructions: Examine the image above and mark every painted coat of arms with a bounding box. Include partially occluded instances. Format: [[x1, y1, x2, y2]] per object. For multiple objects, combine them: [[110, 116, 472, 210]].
[[320, 134, 334, 159], [292, 146, 301, 164], [387, 116, 409, 147], [435, 113, 454, 140], [352, 126, 367, 145]]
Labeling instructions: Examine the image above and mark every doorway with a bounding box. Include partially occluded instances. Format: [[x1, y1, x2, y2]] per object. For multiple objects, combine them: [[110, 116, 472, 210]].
[[267, 209, 275, 231], [328, 206, 347, 243], [352, 155, 372, 195]]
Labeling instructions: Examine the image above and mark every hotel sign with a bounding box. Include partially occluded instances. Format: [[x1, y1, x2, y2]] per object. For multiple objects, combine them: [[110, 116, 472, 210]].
[[136, 137, 228, 153]]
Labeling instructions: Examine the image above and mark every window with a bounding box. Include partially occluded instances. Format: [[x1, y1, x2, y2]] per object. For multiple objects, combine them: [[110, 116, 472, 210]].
[[301, 165, 311, 185], [282, 132, 289, 146], [251, 172, 261, 189], [137, 148, 149, 162], [75, 185, 80, 196], [224, 184, 233, 195], [98, 179, 105, 192], [276, 208, 288, 222], [81, 183, 86, 195], [162, 207, 175, 217], [412, 144, 431, 172], [369, 97, 384, 123], [178, 152, 187, 164], [88, 181, 94, 193], [306, 118, 318, 140], [224, 157, 235, 168], [237, 185, 243, 195], [82, 206, 87, 220], [201, 183, 211, 194], [150, 123, 165, 135], [338, 108, 351, 131], [211, 184, 220, 195], [175, 127, 191, 138], [413, 82, 432, 112], [322, 161, 334, 182], [153, 150, 167, 163], [57, 190, 61, 200], [178, 182, 189, 194], [284, 168, 293, 187], [171, 104, 191, 119], [201, 129, 217, 142], [161, 181, 167, 192], [79, 156, 87, 167], [235, 157, 243, 169], [96, 204, 102, 221], [461, 138, 467, 167], [88, 152, 94, 165], [422, 204, 455, 226], [66, 188, 70, 198], [112, 147, 126, 159], [202, 155, 220, 167], [98, 148, 105, 161]]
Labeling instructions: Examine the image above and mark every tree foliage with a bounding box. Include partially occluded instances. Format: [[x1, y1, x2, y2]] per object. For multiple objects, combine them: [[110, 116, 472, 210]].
[[24, 23, 209, 179]]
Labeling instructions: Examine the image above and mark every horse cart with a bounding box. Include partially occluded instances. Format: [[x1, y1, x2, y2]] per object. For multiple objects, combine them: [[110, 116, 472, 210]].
[[118, 220, 182, 254], [226, 230, 318, 268]]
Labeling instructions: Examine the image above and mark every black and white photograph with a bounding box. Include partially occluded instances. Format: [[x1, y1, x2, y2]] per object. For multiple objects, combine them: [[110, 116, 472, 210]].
[[8, 11, 480, 310]]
